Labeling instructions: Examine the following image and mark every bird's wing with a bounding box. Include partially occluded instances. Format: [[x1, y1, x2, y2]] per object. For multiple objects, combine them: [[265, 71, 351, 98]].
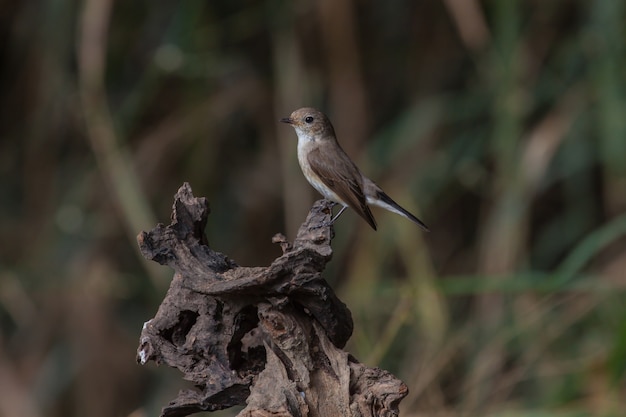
[[307, 144, 377, 230]]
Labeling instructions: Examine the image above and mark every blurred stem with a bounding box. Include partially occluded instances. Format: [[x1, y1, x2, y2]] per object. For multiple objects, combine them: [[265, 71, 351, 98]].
[[553, 211, 626, 287], [365, 292, 412, 365], [588, 0, 626, 214], [469, 0, 524, 411], [316, 0, 370, 156], [0, 347, 42, 417], [490, 1, 523, 179], [491, 294, 598, 402], [361, 205, 444, 366], [341, 228, 387, 358], [272, 11, 313, 238], [477, 0, 525, 279], [442, 0, 490, 52], [77, 0, 164, 287], [395, 197, 447, 350]]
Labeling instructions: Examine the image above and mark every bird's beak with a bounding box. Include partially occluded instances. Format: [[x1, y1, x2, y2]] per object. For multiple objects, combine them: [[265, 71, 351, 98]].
[[280, 117, 293, 125]]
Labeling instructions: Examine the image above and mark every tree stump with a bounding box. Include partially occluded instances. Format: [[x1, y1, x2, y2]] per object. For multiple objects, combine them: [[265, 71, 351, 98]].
[[136, 183, 408, 417]]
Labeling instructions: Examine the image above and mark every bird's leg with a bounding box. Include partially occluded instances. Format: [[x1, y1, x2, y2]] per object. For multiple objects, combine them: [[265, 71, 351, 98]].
[[313, 204, 347, 229], [329, 205, 347, 225], [315, 202, 348, 229]]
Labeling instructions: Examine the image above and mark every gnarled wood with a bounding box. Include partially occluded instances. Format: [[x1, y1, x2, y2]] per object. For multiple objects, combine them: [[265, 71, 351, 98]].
[[137, 182, 407, 417]]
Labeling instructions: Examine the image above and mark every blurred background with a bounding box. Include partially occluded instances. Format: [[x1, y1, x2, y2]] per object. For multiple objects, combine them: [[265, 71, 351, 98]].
[[1, 0, 625, 416]]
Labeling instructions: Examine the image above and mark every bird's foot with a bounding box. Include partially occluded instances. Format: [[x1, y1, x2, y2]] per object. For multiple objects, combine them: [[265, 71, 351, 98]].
[[312, 219, 334, 230]]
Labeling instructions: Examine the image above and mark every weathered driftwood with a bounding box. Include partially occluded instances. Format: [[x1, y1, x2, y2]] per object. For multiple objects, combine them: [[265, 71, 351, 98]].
[[136, 183, 408, 417]]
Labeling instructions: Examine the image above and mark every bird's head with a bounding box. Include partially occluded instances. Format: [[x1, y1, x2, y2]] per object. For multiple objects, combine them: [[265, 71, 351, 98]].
[[280, 107, 335, 141]]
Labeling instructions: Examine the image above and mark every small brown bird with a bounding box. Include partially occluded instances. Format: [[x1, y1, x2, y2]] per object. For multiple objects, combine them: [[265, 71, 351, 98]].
[[280, 107, 429, 231]]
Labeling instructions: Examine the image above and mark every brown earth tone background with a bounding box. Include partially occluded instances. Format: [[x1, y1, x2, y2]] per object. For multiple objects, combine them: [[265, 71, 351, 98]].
[[1, 1, 625, 416]]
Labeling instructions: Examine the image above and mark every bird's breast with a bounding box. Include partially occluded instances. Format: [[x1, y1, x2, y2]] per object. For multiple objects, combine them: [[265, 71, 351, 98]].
[[296, 139, 344, 204]]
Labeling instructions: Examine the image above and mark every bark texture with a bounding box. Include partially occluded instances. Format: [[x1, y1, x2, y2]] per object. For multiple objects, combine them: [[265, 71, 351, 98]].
[[136, 182, 408, 417]]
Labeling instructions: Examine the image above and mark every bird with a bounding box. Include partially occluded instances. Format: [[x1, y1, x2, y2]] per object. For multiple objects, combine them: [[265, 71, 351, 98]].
[[280, 107, 429, 232]]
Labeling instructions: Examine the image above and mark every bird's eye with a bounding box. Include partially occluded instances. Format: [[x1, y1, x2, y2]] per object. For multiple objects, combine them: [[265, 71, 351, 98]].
[[304, 116, 314, 124]]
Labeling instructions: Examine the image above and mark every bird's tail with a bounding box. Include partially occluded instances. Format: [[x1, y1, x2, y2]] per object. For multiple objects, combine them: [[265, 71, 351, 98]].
[[369, 190, 430, 232]]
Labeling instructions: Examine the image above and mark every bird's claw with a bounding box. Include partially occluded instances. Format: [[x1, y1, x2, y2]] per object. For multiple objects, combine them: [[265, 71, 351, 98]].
[[312, 220, 333, 230]]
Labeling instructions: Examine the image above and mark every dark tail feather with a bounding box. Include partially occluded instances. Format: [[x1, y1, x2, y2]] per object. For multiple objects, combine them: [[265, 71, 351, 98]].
[[377, 191, 430, 232]]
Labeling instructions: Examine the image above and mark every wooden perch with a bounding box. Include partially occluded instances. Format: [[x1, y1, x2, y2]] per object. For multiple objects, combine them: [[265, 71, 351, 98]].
[[136, 182, 408, 417]]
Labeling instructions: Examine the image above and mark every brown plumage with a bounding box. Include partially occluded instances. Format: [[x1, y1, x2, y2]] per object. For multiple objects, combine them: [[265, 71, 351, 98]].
[[307, 144, 377, 229], [280, 107, 429, 232]]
